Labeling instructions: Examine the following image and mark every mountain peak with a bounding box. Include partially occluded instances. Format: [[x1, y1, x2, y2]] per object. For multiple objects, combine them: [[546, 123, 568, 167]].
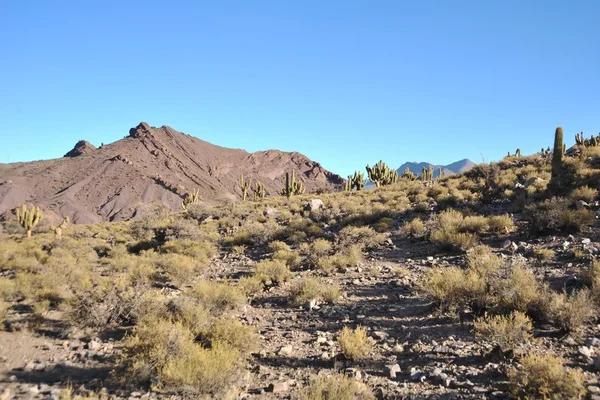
[[128, 122, 153, 138], [64, 140, 97, 157]]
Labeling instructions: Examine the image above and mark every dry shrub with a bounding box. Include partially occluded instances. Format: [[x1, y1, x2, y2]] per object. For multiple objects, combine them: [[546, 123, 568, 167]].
[[255, 260, 291, 284], [189, 280, 245, 315], [570, 185, 598, 202], [533, 248, 555, 261], [487, 215, 515, 233], [160, 239, 217, 261], [496, 263, 545, 315], [237, 275, 264, 297], [338, 226, 386, 250], [419, 266, 474, 312], [401, 218, 425, 237], [122, 316, 242, 396], [582, 260, 600, 300], [508, 353, 585, 400], [338, 326, 372, 360], [546, 290, 596, 333], [154, 253, 205, 288], [321, 285, 342, 304], [168, 295, 209, 336], [0, 298, 7, 330], [430, 229, 478, 251], [460, 215, 489, 233], [268, 240, 291, 252], [272, 249, 302, 269], [310, 239, 333, 256], [317, 245, 363, 273], [466, 245, 502, 279], [474, 311, 533, 350], [523, 198, 595, 234], [289, 277, 323, 306], [296, 373, 375, 400], [204, 318, 260, 356], [0, 277, 16, 301]]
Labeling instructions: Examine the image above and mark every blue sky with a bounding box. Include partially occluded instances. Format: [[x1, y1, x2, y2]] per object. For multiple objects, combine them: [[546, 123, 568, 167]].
[[1, 1, 598, 177]]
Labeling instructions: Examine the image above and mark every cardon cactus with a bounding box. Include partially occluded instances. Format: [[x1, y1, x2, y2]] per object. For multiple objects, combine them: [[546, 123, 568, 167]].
[[281, 170, 305, 198], [345, 176, 352, 192], [182, 188, 200, 210], [551, 127, 563, 181], [253, 180, 266, 201], [238, 174, 252, 201], [16, 204, 43, 239], [351, 171, 365, 190], [366, 160, 397, 187], [401, 168, 417, 181]]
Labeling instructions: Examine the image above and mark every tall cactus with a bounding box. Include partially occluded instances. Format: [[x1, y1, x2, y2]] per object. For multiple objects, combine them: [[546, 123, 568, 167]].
[[252, 180, 266, 201], [401, 167, 417, 181], [551, 127, 563, 181], [421, 165, 434, 182], [344, 176, 352, 192], [281, 170, 305, 198], [16, 204, 43, 239], [351, 171, 365, 190], [182, 188, 200, 210], [238, 174, 252, 201], [366, 160, 398, 187]]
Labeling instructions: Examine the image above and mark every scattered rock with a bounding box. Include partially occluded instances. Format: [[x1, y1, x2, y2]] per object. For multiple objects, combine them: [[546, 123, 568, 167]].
[[305, 199, 324, 211], [372, 331, 389, 341], [0, 389, 11, 400], [384, 363, 401, 379], [263, 208, 278, 218], [578, 346, 593, 358], [278, 345, 294, 357], [267, 381, 289, 393]]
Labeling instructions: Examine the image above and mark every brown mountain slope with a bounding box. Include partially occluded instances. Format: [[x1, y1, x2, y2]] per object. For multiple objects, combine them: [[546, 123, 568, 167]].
[[0, 122, 343, 223]]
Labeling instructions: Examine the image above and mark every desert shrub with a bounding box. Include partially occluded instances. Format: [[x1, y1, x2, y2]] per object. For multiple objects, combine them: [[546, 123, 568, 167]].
[[237, 275, 264, 297], [188, 280, 245, 315], [317, 245, 363, 273], [508, 353, 585, 400], [255, 260, 291, 284], [0, 298, 7, 329], [321, 284, 342, 304], [130, 203, 171, 240], [466, 245, 502, 280], [570, 185, 597, 203], [160, 239, 217, 261], [310, 238, 333, 256], [582, 260, 600, 299], [268, 240, 291, 252], [533, 248, 555, 262], [296, 373, 375, 400], [487, 215, 515, 233], [430, 229, 478, 251], [495, 263, 546, 315], [168, 295, 209, 336], [460, 215, 489, 233], [184, 202, 223, 221], [546, 290, 596, 333], [204, 318, 259, 356], [523, 198, 595, 234], [0, 277, 16, 301], [122, 316, 242, 395], [338, 326, 372, 360], [474, 311, 533, 350], [401, 218, 425, 237], [289, 277, 323, 306], [338, 226, 386, 250], [154, 253, 205, 288], [374, 217, 394, 232], [419, 266, 486, 312], [272, 249, 302, 269]]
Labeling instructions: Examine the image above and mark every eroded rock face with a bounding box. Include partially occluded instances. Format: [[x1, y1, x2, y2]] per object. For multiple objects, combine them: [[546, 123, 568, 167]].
[[64, 140, 97, 157]]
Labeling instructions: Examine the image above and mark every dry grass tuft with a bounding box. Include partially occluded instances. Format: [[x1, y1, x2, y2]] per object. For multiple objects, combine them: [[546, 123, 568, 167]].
[[338, 326, 372, 360], [474, 311, 533, 350], [296, 373, 375, 400], [508, 353, 585, 399]]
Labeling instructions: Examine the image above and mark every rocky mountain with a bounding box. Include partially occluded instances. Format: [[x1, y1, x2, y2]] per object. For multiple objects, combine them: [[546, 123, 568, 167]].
[[0, 122, 343, 223], [397, 158, 475, 178]]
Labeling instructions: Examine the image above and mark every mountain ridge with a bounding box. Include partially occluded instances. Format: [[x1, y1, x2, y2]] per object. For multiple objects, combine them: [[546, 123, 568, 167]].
[[0, 122, 343, 223], [397, 158, 475, 178]]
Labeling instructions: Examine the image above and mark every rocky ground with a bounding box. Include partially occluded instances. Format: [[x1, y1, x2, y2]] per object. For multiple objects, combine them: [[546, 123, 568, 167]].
[[2, 225, 600, 400]]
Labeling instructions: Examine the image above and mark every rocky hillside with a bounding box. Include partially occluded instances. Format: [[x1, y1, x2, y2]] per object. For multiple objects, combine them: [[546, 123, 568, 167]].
[[0, 122, 343, 223]]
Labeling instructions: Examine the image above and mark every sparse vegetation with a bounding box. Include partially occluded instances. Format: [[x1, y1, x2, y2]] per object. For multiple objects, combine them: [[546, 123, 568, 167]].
[[297, 373, 375, 400], [338, 326, 372, 360], [474, 311, 533, 350]]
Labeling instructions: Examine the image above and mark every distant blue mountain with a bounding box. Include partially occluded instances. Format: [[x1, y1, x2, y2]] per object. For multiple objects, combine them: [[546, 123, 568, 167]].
[[397, 158, 475, 178]]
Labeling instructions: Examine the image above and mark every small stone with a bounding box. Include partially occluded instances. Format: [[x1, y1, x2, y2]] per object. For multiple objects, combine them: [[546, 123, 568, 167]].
[[29, 386, 40, 397], [578, 346, 593, 358], [432, 345, 454, 354], [373, 331, 389, 341], [588, 386, 600, 394], [305, 199, 324, 212], [0, 389, 11, 400], [582, 238, 592, 244], [385, 363, 401, 379], [501, 239, 512, 249], [594, 355, 600, 370], [267, 381, 289, 393], [587, 338, 600, 347], [278, 345, 294, 357], [345, 368, 362, 379], [303, 299, 317, 311], [87, 339, 102, 351]]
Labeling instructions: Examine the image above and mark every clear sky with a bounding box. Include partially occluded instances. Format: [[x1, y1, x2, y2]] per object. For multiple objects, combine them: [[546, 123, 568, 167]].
[[1, 1, 598, 177]]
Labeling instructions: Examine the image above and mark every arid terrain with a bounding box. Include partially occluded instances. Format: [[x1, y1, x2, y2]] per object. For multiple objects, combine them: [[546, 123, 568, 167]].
[[1, 129, 600, 400], [0, 122, 343, 224]]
